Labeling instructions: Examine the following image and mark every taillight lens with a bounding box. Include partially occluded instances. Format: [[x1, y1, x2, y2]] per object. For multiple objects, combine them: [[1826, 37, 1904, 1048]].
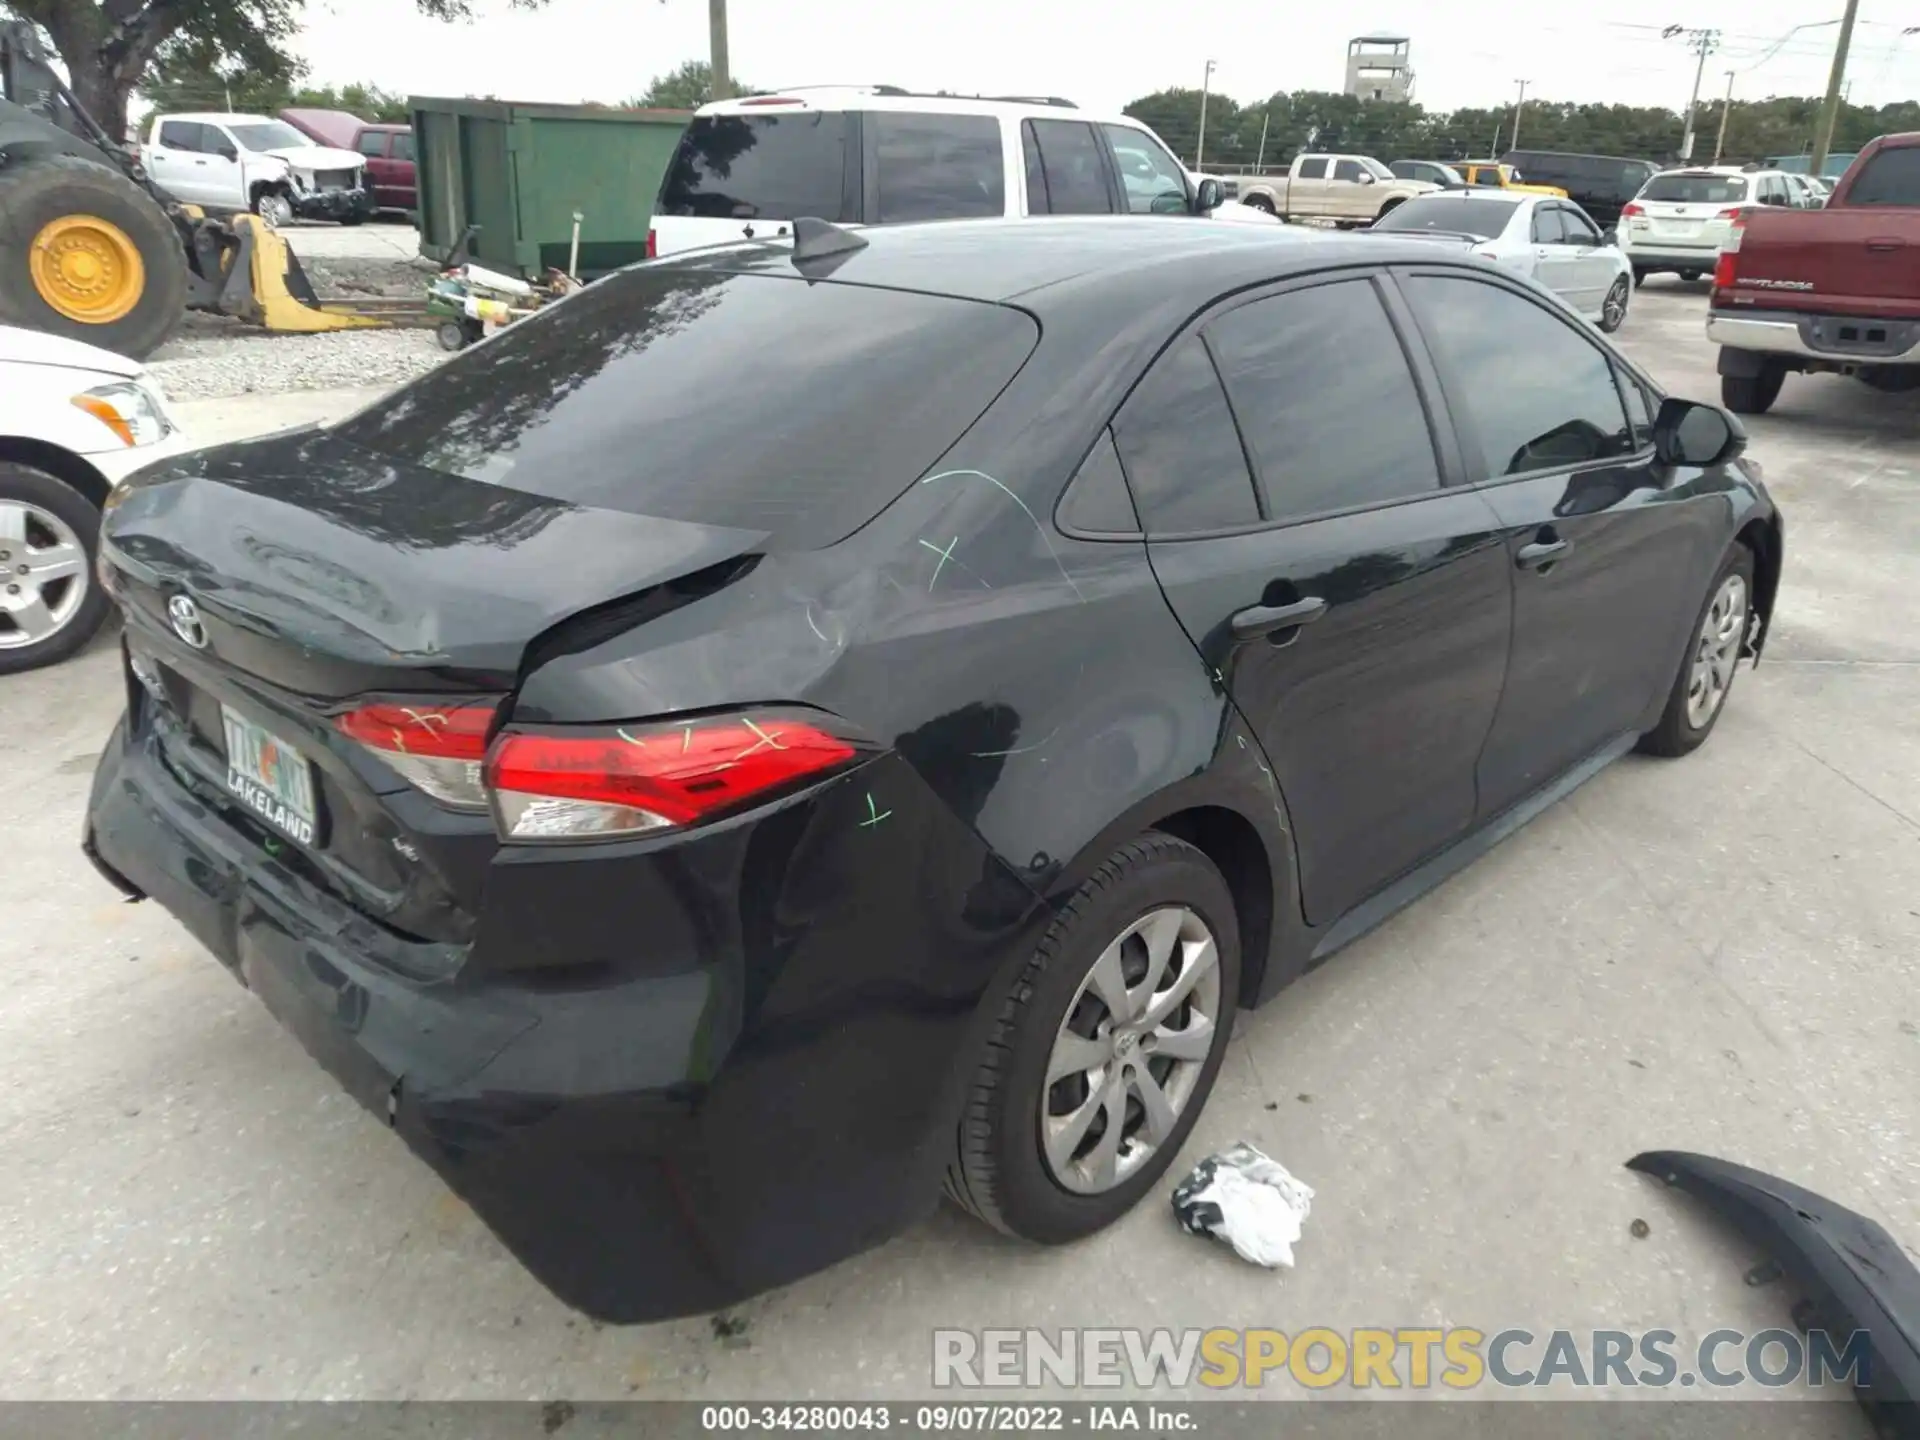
[[1712, 249, 1739, 290], [1621, 203, 1645, 218], [336, 699, 500, 809], [646, 227, 657, 259], [485, 710, 865, 842], [1714, 206, 1745, 221], [1722, 213, 1747, 253]]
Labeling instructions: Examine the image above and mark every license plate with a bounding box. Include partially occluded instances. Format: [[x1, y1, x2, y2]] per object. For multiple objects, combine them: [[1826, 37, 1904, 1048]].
[[222, 704, 318, 846]]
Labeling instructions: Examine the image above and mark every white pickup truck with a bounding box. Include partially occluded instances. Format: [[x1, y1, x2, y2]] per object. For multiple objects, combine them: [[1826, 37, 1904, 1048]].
[[139, 113, 374, 227], [1230, 154, 1437, 227]]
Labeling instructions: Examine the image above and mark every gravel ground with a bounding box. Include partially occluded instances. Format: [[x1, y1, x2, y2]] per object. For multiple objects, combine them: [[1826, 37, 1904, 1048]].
[[146, 251, 449, 403]]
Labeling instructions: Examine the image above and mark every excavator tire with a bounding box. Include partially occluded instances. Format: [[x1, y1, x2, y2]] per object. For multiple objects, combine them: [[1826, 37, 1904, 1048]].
[[0, 154, 187, 360]]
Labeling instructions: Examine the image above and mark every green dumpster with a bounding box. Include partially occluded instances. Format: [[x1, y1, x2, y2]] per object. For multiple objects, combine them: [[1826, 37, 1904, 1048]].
[[410, 97, 692, 279]]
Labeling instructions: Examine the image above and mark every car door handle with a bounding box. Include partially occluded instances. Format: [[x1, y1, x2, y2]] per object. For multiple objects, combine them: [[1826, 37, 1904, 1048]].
[[1231, 596, 1328, 640], [1516, 537, 1571, 570], [1866, 237, 1905, 252]]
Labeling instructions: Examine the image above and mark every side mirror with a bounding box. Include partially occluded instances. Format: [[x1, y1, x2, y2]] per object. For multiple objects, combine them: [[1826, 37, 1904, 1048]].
[[1193, 177, 1223, 213], [217, 144, 238, 161], [1653, 396, 1747, 468], [1357, 172, 1376, 185]]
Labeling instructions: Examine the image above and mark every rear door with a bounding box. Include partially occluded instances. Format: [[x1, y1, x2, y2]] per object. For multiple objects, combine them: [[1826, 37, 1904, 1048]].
[[652, 107, 860, 255], [864, 111, 1008, 223], [1397, 268, 1715, 817], [1527, 203, 1579, 300], [1123, 272, 1512, 925], [1022, 118, 1120, 215], [149, 120, 214, 204], [1556, 205, 1616, 311], [1289, 156, 1330, 215]]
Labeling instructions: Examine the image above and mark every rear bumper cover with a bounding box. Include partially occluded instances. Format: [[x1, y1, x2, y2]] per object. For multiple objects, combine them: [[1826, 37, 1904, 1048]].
[[85, 714, 1044, 1321], [1710, 309, 1920, 367]]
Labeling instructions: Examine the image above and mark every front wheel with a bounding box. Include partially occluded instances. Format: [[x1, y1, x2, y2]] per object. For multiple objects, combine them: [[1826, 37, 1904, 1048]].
[[1638, 545, 1756, 758], [1597, 276, 1630, 333], [252, 191, 294, 229], [1721, 366, 1785, 415], [945, 833, 1241, 1243], [0, 463, 108, 675]]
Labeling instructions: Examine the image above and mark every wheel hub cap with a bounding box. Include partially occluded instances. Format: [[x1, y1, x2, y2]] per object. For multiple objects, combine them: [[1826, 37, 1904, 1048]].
[[0, 502, 89, 650], [1686, 573, 1748, 728], [1040, 905, 1223, 1195], [29, 215, 146, 325]]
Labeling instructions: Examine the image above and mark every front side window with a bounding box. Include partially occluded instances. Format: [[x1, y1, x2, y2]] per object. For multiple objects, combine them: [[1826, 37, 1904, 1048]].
[[1024, 119, 1115, 216], [1531, 206, 1565, 244], [872, 112, 1004, 223], [356, 131, 388, 157], [658, 113, 851, 221], [1102, 124, 1188, 215], [1112, 337, 1259, 533], [1333, 159, 1364, 183], [1404, 275, 1633, 479], [1560, 208, 1602, 245], [1207, 281, 1439, 522]]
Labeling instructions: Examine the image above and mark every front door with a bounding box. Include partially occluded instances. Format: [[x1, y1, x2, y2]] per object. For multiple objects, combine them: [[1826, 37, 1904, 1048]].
[[1527, 204, 1584, 308], [1119, 274, 1513, 925], [1556, 205, 1617, 312], [1397, 269, 1717, 817]]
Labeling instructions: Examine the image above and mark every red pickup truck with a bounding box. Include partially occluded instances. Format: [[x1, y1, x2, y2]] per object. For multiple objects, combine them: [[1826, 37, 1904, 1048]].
[[1708, 131, 1920, 413]]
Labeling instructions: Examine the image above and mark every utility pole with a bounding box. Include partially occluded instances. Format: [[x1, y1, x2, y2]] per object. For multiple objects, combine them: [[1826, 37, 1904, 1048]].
[[1712, 69, 1735, 165], [1808, 0, 1859, 179], [708, 0, 731, 102], [1508, 78, 1529, 152], [1666, 27, 1720, 162], [1196, 59, 1216, 170], [1253, 110, 1270, 172]]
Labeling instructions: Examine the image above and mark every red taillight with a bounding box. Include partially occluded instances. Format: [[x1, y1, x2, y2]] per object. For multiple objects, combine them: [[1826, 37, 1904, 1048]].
[[1714, 206, 1744, 220], [1713, 249, 1739, 290], [484, 711, 863, 842], [646, 227, 657, 259], [1620, 203, 1644, 218], [336, 699, 500, 810]]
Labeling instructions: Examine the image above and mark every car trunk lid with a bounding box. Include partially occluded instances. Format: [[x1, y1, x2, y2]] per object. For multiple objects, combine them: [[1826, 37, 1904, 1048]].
[[1724, 209, 1920, 315]]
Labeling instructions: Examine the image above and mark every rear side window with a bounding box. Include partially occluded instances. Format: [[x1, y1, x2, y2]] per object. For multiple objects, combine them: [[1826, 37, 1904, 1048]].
[[1531, 207, 1565, 243], [334, 270, 1036, 549], [1058, 431, 1140, 535], [1848, 147, 1920, 206], [872, 112, 1004, 223], [1112, 337, 1259, 533], [1024, 120, 1114, 215], [158, 120, 205, 152], [1207, 281, 1439, 522], [658, 113, 851, 221], [1295, 158, 1329, 180], [1405, 274, 1633, 479]]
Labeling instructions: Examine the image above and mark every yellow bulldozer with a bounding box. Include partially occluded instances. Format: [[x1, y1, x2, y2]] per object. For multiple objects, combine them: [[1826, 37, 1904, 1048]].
[[1, 21, 421, 359]]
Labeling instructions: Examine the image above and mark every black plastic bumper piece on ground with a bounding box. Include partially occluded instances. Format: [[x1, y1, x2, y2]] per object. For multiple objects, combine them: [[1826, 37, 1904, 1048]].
[[296, 187, 375, 222], [1628, 1149, 1920, 1438]]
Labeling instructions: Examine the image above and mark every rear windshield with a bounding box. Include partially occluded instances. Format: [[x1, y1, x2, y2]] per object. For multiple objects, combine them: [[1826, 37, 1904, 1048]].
[[1848, 147, 1920, 206], [1641, 173, 1747, 204], [1372, 195, 1518, 239], [332, 268, 1037, 549], [657, 113, 850, 221]]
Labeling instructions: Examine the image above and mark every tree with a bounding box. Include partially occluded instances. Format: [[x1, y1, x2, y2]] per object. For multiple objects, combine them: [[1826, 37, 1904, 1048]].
[[632, 59, 754, 111], [1, 0, 547, 141]]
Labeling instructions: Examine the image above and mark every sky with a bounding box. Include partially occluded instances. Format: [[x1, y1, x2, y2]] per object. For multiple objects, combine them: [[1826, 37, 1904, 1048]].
[[293, 0, 1920, 116]]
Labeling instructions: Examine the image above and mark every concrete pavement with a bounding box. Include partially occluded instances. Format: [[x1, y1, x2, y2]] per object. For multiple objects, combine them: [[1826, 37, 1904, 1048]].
[[0, 286, 1914, 1411]]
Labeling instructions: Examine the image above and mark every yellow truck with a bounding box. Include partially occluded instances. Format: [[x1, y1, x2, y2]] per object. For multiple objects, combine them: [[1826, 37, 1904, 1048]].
[[1456, 161, 1570, 199]]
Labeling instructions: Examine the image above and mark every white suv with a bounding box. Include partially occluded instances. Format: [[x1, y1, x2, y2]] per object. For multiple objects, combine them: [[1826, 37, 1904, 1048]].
[[648, 87, 1267, 257], [1616, 165, 1821, 284]]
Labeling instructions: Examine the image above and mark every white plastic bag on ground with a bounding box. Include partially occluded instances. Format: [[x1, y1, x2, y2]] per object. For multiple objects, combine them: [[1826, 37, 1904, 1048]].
[[1171, 1142, 1314, 1268]]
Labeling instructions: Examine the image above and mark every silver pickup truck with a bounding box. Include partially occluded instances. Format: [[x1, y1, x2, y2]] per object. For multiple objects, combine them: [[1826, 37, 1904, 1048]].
[[1229, 153, 1437, 227]]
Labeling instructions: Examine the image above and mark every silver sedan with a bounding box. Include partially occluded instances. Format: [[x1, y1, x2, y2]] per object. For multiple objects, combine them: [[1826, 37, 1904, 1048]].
[[1367, 189, 1635, 332]]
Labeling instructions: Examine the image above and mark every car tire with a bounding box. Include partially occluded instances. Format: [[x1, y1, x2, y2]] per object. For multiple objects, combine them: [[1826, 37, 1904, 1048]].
[[1631, 267, 1647, 289], [945, 832, 1241, 1244], [339, 213, 365, 227], [0, 462, 109, 675], [1637, 544, 1756, 758], [1242, 194, 1275, 216], [252, 191, 294, 229], [1598, 276, 1630, 333], [1680, 268, 1702, 282], [1721, 366, 1785, 415]]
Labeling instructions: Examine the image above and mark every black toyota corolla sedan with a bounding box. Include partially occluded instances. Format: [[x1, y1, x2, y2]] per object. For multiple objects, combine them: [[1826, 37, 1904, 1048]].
[[85, 217, 1781, 1322]]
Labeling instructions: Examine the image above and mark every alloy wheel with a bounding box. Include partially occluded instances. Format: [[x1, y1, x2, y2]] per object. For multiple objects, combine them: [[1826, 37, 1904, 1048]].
[[257, 194, 294, 229], [1602, 278, 1628, 330], [1040, 906, 1223, 1195], [1686, 573, 1748, 728], [0, 501, 89, 652]]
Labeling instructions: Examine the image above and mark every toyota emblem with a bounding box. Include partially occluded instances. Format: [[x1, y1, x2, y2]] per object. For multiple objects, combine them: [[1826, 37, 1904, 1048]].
[[167, 594, 208, 649]]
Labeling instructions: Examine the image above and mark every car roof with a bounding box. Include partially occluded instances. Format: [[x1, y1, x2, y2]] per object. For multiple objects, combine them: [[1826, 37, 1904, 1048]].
[[1414, 188, 1532, 202], [696, 88, 1134, 125], [656, 216, 1476, 310], [161, 112, 275, 125]]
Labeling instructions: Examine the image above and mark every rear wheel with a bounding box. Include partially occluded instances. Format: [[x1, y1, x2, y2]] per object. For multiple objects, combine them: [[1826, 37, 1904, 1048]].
[[1721, 366, 1785, 415], [1638, 546, 1755, 758], [1680, 268, 1703, 282], [945, 833, 1240, 1243], [0, 155, 187, 360], [1241, 193, 1275, 216], [1631, 267, 1647, 288], [0, 463, 108, 675]]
